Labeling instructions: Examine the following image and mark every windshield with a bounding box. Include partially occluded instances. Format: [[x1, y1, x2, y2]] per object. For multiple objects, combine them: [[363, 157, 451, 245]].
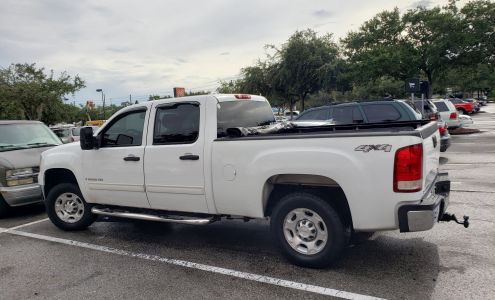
[[217, 100, 275, 137], [0, 123, 62, 152]]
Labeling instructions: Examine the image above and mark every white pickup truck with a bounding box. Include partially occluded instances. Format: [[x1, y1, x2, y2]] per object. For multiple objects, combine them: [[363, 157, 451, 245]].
[[39, 94, 467, 268]]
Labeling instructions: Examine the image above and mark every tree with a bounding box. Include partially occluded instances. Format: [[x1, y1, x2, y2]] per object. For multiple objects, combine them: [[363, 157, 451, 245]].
[[402, 6, 462, 88], [271, 29, 340, 111], [185, 90, 210, 96], [342, 6, 461, 96], [457, 0, 495, 65], [342, 9, 419, 86], [0, 63, 85, 121], [216, 79, 243, 93]]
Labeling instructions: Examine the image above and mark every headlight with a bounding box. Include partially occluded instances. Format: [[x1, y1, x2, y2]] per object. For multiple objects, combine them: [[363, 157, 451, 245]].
[[6, 168, 35, 187]]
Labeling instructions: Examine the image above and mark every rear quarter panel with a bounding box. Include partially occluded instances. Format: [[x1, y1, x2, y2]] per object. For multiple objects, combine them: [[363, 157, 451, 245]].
[[211, 132, 433, 230]]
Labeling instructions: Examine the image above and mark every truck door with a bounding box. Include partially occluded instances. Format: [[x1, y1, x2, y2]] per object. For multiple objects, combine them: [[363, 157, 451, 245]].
[[82, 108, 150, 208], [144, 101, 208, 213]]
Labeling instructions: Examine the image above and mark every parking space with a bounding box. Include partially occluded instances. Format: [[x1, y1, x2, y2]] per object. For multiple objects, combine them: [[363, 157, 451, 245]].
[[1, 105, 494, 299]]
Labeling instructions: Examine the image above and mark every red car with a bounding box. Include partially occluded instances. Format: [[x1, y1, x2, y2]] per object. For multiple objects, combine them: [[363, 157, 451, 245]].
[[449, 98, 474, 114]]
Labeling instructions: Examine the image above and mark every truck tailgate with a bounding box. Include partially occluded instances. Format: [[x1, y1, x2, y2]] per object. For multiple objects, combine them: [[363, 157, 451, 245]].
[[421, 122, 441, 192]]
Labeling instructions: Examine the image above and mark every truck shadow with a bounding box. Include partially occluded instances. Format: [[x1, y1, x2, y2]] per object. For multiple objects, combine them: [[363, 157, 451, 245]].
[[334, 234, 440, 299], [108, 220, 440, 299]]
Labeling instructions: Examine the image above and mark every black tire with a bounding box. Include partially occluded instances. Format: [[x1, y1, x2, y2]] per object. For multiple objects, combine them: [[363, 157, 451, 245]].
[[270, 192, 346, 268], [46, 183, 96, 231], [0, 195, 10, 218]]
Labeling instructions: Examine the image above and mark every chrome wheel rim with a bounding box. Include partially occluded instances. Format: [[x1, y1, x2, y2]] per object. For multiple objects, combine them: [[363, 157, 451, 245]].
[[54, 193, 85, 223], [283, 208, 328, 255]]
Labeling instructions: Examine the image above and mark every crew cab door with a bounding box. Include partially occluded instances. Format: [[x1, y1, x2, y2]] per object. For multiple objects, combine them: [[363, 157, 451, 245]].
[[144, 101, 208, 213], [82, 108, 150, 208]]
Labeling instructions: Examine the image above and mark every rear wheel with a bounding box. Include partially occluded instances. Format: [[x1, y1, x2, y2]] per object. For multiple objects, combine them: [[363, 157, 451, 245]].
[[46, 183, 96, 231], [0, 196, 10, 218], [270, 192, 346, 268]]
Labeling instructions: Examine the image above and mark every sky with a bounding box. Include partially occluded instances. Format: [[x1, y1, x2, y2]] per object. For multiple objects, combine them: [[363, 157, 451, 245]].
[[0, 0, 463, 106]]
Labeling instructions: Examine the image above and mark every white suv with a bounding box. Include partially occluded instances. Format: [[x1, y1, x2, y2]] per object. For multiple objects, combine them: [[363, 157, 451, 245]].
[[433, 100, 461, 129]]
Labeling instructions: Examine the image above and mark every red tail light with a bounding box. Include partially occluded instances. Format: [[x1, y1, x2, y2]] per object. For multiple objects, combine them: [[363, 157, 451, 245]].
[[449, 112, 457, 119], [234, 94, 251, 100], [393, 144, 423, 193], [438, 126, 446, 136]]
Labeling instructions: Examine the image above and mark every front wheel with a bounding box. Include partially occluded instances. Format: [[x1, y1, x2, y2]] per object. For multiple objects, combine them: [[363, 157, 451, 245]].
[[270, 192, 346, 268], [46, 183, 96, 231]]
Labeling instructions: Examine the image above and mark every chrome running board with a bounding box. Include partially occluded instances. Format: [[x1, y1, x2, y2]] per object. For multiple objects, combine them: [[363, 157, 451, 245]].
[[91, 207, 214, 225]]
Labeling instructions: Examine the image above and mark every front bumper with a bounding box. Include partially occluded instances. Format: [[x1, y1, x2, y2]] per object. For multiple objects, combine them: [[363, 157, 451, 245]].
[[0, 183, 43, 207], [398, 172, 450, 232]]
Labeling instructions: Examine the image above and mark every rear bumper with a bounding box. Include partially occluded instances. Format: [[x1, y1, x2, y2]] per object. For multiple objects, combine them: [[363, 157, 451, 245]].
[[440, 135, 451, 152], [398, 172, 450, 232], [0, 184, 43, 207]]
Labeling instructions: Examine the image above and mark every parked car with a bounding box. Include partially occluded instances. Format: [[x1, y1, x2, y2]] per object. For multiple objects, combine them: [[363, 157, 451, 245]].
[[39, 94, 466, 268], [476, 97, 487, 106], [296, 100, 422, 124], [449, 98, 475, 115], [412, 99, 440, 121], [51, 126, 81, 143], [0, 120, 62, 217], [463, 99, 481, 113], [459, 114, 474, 127], [432, 99, 461, 129], [437, 120, 451, 152], [283, 110, 300, 120]]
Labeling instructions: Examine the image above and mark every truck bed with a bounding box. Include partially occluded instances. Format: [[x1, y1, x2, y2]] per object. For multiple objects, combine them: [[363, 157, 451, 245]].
[[219, 120, 435, 140]]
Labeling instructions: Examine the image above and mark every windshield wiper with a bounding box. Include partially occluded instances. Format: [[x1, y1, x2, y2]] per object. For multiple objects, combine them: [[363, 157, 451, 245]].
[[0, 144, 15, 149], [27, 142, 59, 147], [0, 144, 27, 152]]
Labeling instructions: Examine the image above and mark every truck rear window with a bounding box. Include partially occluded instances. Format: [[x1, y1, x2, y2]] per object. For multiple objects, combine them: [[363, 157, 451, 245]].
[[217, 101, 275, 137]]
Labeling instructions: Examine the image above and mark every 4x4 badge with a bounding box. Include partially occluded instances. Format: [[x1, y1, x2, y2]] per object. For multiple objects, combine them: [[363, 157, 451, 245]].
[[355, 144, 392, 153]]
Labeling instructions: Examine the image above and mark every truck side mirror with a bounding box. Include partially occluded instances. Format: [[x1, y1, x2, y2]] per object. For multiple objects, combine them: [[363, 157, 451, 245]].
[[80, 127, 95, 150]]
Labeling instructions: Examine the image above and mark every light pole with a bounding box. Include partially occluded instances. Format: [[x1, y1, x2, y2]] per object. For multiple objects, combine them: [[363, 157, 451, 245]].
[[96, 89, 106, 119]]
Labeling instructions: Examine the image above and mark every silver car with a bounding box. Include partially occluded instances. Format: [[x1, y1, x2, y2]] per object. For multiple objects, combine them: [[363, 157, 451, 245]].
[[51, 126, 81, 143], [0, 120, 62, 217]]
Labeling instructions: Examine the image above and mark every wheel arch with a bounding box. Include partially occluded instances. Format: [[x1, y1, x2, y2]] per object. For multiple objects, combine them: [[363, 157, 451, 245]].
[[262, 174, 353, 228], [43, 168, 79, 198]]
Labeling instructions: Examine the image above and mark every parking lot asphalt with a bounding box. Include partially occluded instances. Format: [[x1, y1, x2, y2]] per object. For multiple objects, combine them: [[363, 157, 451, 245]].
[[1, 105, 494, 300]]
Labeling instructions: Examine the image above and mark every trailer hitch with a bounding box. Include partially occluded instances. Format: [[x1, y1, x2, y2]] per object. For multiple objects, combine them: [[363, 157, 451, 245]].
[[441, 213, 470, 228]]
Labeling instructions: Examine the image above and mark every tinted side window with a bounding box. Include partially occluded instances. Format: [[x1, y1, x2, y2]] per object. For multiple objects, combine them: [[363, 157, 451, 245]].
[[414, 101, 433, 113], [297, 108, 329, 121], [434, 102, 449, 112], [101, 110, 146, 147], [154, 102, 199, 145], [362, 104, 401, 123], [331, 106, 363, 124]]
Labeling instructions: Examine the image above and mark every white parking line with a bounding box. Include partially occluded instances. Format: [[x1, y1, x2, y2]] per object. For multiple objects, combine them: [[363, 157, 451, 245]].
[[7, 218, 49, 231], [5, 228, 384, 300]]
